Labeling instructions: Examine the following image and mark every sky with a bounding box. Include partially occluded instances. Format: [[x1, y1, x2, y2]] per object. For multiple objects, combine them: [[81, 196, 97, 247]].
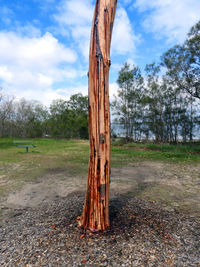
[[0, 0, 200, 106]]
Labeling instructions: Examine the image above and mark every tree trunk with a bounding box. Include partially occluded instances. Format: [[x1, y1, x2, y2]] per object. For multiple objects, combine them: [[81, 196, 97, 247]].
[[79, 0, 117, 231]]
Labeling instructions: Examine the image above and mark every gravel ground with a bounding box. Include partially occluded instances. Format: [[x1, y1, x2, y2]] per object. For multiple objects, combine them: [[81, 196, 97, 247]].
[[0, 191, 200, 267]]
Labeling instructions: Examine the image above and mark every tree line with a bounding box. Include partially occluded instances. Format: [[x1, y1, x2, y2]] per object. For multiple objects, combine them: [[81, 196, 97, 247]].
[[112, 20, 200, 143], [0, 20, 199, 142], [0, 90, 88, 139]]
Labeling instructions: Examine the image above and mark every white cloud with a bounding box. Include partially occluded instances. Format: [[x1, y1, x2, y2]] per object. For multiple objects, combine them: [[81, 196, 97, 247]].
[[134, 0, 200, 43], [0, 30, 81, 105], [12, 87, 68, 106], [54, 0, 93, 27], [53, 0, 93, 60], [112, 8, 139, 55], [111, 63, 122, 72], [57, 84, 88, 97], [7, 81, 125, 106], [15, 24, 42, 38], [4, 82, 89, 107], [54, 1, 138, 59], [109, 83, 118, 101], [126, 58, 135, 66], [0, 31, 76, 70], [38, 73, 53, 87], [0, 66, 13, 83], [0, 1, 139, 106]]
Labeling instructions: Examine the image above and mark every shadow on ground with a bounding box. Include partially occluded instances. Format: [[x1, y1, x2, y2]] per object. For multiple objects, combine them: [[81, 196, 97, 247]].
[[1, 190, 199, 266]]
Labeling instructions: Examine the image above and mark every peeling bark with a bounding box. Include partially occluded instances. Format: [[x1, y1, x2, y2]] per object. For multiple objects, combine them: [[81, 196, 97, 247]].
[[79, 0, 117, 231]]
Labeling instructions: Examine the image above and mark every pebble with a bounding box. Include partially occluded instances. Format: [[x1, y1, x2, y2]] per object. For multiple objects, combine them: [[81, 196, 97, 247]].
[[0, 192, 199, 266]]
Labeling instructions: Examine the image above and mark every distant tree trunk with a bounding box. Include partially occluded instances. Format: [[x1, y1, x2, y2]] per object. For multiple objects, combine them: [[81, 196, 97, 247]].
[[79, 0, 117, 231]]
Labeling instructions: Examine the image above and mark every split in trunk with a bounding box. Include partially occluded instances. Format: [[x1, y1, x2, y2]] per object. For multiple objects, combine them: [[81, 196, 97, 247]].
[[79, 0, 117, 231]]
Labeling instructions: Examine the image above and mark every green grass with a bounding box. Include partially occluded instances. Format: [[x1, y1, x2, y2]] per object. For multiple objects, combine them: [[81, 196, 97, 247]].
[[0, 137, 200, 198], [0, 138, 90, 199], [0, 138, 200, 217], [111, 141, 200, 165], [1, 138, 199, 172], [1, 138, 199, 168]]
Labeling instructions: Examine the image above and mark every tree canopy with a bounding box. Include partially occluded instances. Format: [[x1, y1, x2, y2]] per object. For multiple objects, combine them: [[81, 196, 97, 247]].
[[0, 20, 199, 143], [161, 21, 200, 99]]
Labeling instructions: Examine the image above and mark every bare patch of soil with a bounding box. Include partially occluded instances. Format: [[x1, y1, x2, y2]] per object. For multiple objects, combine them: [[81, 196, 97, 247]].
[[1, 161, 200, 217], [0, 161, 200, 266], [5, 174, 86, 208], [112, 161, 200, 216]]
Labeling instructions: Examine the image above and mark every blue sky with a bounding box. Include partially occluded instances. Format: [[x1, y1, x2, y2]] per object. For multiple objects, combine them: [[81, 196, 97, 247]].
[[0, 0, 200, 105]]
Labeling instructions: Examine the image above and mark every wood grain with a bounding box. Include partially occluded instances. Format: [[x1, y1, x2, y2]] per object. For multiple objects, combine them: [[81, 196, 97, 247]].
[[80, 0, 117, 231]]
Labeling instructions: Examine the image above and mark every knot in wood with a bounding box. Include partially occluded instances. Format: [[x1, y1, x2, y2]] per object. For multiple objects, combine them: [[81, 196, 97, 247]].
[[96, 51, 102, 58], [99, 133, 105, 144], [95, 18, 98, 26], [98, 184, 106, 197]]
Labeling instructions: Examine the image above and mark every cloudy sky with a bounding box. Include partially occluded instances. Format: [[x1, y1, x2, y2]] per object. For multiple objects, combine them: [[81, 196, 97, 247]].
[[0, 0, 200, 105]]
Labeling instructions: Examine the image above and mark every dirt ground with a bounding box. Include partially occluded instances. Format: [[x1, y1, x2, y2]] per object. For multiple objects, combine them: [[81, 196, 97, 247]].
[[1, 161, 200, 266], [1, 161, 200, 218]]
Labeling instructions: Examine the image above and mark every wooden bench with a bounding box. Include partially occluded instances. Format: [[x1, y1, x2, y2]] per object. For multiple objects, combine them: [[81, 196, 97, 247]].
[[13, 140, 37, 153]]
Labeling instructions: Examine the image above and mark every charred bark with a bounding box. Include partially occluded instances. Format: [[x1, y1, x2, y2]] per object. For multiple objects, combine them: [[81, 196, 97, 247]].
[[79, 0, 117, 231]]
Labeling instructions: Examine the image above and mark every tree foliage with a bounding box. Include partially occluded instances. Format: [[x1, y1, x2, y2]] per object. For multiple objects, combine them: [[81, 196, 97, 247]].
[[112, 60, 199, 142], [0, 21, 199, 143], [0, 92, 88, 139], [112, 63, 145, 141], [48, 93, 88, 139], [112, 20, 200, 143], [161, 20, 200, 99]]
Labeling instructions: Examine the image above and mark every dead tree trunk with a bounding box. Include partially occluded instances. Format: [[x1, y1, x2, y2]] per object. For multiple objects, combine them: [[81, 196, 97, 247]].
[[79, 0, 117, 231]]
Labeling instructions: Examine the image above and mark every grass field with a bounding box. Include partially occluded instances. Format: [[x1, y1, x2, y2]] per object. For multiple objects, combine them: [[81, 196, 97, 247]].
[[0, 138, 90, 200], [112, 139, 200, 163], [0, 138, 200, 217]]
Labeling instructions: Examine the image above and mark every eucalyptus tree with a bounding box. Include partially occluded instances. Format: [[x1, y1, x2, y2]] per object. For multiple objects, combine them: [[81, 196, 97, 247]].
[[79, 0, 117, 231], [160, 21, 200, 141], [161, 75, 188, 143], [112, 63, 144, 140], [183, 20, 200, 99], [144, 63, 165, 142], [162, 20, 200, 99]]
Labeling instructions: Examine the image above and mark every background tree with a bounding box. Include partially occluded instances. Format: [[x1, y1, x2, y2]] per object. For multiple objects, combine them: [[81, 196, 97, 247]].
[[0, 20, 199, 143], [13, 99, 47, 138], [112, 63, 144, 141], [161, 20, 200, 99], [68, 93, 88, 139], [144, 63, 165, 142], [0, 92, 14, 137], [48, 94, 88, 139]]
